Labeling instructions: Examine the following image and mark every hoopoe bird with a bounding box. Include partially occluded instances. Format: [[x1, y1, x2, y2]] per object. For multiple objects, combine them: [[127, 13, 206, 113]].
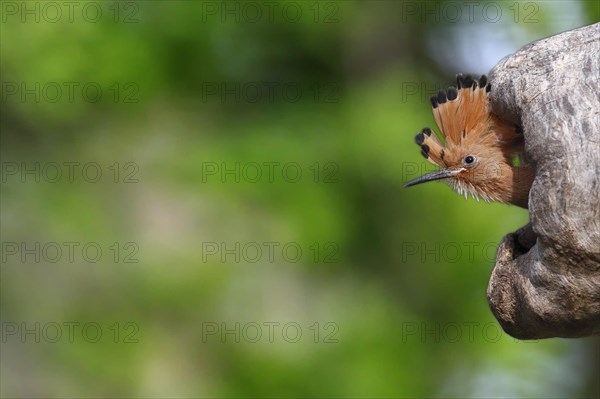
[[404, 74, 535, 209]]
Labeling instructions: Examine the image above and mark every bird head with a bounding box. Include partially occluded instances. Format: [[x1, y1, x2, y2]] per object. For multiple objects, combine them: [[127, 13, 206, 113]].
[[404, 74, 531, 206]]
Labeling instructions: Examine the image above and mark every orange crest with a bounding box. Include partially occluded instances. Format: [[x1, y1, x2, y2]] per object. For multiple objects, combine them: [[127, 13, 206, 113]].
[[405, 74, 534, 208]]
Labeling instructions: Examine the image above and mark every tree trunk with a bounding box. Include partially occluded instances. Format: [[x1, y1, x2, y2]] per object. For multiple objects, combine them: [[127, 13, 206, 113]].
[[487, 23, 600, 339]]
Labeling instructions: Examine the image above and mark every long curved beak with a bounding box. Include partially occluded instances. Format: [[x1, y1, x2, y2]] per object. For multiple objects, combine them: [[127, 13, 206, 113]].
[[404, 168, 464, 188]]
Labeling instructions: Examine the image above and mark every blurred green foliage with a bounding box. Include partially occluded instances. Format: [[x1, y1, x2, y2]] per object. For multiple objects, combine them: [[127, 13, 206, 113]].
[[1, 1, 598, 398]]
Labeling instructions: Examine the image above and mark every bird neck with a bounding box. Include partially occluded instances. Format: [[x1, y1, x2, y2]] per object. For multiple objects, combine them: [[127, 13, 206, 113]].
[[503, 165, 535, 209]]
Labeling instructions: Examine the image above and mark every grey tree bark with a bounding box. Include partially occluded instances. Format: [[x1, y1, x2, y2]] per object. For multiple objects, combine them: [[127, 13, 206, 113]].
[[487, 23, 600, 339]]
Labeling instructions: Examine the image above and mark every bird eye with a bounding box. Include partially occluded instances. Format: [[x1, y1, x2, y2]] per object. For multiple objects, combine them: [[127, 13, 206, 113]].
[[464, 155, 475, 165]]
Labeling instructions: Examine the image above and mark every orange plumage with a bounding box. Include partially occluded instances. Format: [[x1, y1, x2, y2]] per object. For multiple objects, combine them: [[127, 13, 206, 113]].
[[404, 74, 534, 209]]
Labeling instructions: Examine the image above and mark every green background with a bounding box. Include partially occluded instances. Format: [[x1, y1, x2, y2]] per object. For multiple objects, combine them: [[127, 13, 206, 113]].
[[1, 1, 599, 397]]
